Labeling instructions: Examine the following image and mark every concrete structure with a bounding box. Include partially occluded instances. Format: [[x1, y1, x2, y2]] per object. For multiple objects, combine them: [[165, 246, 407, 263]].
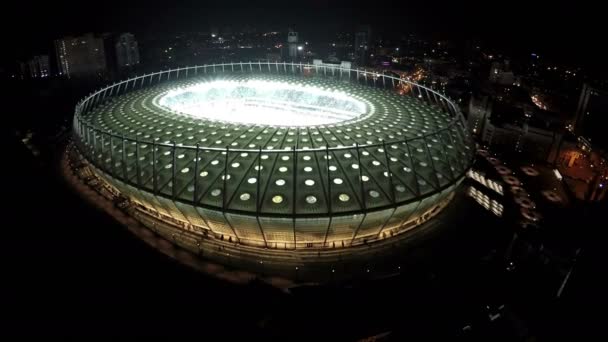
[[27, 55, 50, 78], [54, 33, 106, 78]]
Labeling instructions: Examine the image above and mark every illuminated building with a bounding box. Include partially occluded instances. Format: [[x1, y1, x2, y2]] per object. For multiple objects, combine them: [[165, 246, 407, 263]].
[[489, 60, 516, 85], [27, 55, 50, 78], [287, 31, 298, 60], [467, 96, 492, 137], [70, 62, 474, 279], [312, 59, 352, 75], [354, 25, 372, 67], [115, 33, 140, 68], [54, 33, 107, 78], [574, 84, 608, 150]]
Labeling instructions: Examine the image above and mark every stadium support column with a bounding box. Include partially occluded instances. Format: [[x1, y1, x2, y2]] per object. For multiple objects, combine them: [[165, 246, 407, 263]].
[[222, 147, 229, 210], [430, 89, 440, 107], [194, 144, 200, 202], [92, 92, 100, 109], [373, 142, 398, 242], [292, 142, 297, 249], [255, 146, 268, 248], [108, 83, 116, 98], [438, 128, 456, 180], [100, 132, 105, 172], [406, 140, 421, 196], [355, 143, 366, 211], [109, 133, 114, 174], [98, 89, 106, 104], [91, 130, 97, 163], [382, 141, 396, 204], [350, 143, 369, 244], [83, 95, 91, 113], [135, 135, 141, 187], [423, 88, 433, 105], [221, 146, 239, 242], [322, 145, 333, 247], [152, 139, 157, 194], [171, 142, 177, 199], [121, 135, 127, 181]]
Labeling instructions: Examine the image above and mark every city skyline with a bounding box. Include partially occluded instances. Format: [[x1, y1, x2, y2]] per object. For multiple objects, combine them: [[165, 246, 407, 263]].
[[2, 1, 604, 73]]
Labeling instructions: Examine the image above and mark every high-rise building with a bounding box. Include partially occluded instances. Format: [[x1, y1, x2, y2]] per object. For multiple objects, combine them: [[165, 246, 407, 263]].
[[115, 33, 140, 68], [354, 25, 372, 67], [17, 61, 28, 80], [287, 31, 298, 60], [54, 33, 107, 78], [468, 96, 492, 137], [574, 84, 608, 150], [574, 84, 608, 149], [28, 55, 50, 78], [489, 60, 516, 85]]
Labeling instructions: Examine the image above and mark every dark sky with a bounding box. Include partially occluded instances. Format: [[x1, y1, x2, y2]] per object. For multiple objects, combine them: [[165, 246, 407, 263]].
[[2, 0, 604, 70]]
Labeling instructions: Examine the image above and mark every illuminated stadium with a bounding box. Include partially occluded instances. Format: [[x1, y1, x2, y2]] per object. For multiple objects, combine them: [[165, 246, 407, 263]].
[[70, 62, 474, 281]]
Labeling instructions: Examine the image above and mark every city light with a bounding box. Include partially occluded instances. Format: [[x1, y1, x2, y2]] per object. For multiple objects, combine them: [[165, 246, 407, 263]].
[[467, 186, 503, 217], [553, 169, 563, 180], [467, 170, 504, 195], [531, 94, 547, 110]]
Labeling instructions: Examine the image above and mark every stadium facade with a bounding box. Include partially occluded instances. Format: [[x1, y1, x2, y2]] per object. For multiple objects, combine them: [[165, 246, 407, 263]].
[[71, 62, 474, 277]]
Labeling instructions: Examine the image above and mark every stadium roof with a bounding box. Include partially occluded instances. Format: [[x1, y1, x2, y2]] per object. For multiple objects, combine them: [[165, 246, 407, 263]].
[[78, 72, 472, 217]]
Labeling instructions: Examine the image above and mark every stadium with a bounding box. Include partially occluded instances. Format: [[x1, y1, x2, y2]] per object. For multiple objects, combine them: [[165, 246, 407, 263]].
[[69, 62, 474, 281]]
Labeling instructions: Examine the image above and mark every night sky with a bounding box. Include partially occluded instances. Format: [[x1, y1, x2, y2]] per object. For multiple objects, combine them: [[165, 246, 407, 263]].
[[2, 0, 604, 71]]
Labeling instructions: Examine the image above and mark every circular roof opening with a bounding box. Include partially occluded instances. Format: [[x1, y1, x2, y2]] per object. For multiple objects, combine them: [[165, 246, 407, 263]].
[[158, 80, 368, 127]]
